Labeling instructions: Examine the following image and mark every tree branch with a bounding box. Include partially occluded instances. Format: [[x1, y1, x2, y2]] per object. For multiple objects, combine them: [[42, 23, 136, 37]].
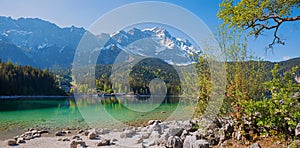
[[245, 15, 300, 48], [269, 22, 284, 49]]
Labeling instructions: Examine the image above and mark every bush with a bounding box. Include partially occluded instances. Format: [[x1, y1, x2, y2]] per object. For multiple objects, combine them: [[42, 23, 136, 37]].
[[244, 64, 300, 140]]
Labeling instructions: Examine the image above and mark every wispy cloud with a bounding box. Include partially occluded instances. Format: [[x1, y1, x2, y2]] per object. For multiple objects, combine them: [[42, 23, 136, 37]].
[[283, 56, 291, 61]]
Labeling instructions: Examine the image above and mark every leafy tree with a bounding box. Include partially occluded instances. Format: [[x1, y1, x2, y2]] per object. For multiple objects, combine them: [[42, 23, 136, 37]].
[[244, 64, 300, 140], [217, 0, 300, 47]]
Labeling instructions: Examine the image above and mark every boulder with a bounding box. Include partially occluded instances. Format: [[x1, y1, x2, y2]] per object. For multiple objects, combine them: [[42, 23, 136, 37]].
[[140, 132, 151, 139], [166, 126, 184, 137], [77, 129, 84, 134], [97, 139, 110, 146], [31, 130, 38, 135], [97, 128, 110, 135], [147, 122, 162, 134], [180, 130, 189, 141], [135, 138, 143, 144], [208, 138, 219, 146], [6, 139, 17, 146], [182, 120, 197, 132], [70, 140, 86, 148], [72, 135, 81, 139], [40, 130, 49, 134], [183, 135, 196, 148], [33, 133, 41, 138], [13, 135, 19, 140], [17, 138, 25, 144], [155, 133, 169, 146], [166, 136, 182, 148], [148, 120, 161, 125], [24, 135, 33, 140], [84, 130, 89, 136], [236, 131, 242, 141], [288, 140, 300, 148], [111, 139, 118, 143], [149, 131, 160, 141], [63, 138, 70, 141], [194, 139, 209, 148], [120, 129, 136, 138], [159, 123, 169, 130], [249, 142, 261, 148], [295, 122, 300, 137], [140, 143, 146, 148], [88, 131, 98, 139], [55, 131, 64, 136]]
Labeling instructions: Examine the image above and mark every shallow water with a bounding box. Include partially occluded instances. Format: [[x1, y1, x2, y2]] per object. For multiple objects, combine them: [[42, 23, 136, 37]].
[[0, 96, 192, 136]]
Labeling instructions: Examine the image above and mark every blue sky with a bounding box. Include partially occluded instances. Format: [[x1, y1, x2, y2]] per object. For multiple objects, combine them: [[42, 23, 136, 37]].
[[0, 0, 299, 61]]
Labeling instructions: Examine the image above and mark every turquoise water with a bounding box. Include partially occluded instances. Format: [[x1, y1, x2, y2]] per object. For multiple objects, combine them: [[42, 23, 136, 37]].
[[0, 96, 192, 135]]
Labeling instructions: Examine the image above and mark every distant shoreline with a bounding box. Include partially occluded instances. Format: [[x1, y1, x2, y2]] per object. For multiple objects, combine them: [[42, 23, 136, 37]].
[[0, 96, 71, 99]]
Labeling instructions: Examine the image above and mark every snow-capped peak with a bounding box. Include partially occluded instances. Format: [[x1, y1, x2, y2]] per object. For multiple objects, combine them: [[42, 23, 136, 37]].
[[96, 27, 200, 64]]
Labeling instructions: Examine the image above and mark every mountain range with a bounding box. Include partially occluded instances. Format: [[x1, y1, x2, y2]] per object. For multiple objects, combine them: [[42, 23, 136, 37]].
[[0, 16, 299, 72], [0, 16, 199, 68]]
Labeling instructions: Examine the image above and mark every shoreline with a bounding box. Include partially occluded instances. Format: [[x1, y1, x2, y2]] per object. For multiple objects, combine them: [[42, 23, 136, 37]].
[[0, 118, 290, 148], [0, 96, 71, 99]]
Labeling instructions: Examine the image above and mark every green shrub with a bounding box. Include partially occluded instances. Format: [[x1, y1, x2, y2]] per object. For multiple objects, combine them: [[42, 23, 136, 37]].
[[244, 64, 300, 140]]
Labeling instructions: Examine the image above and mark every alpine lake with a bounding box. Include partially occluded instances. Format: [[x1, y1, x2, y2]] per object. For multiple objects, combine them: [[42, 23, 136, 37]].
[[0, 96, 193, 138]]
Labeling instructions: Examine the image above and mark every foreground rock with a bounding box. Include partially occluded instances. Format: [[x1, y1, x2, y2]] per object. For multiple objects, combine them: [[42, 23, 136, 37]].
[[88, 130, 98, 139], [166, 136, 182, 148], [70, 140, 86, 148], [296, 122, 300, 138], [6, 139, 17, 146], [183, 136, 197, 148], [1, 117, 249, 147], [250, 142, 261, 148], [17, 138, 25, 144], [120, 129, 136, 138], [194, 139, 209, 148], [97, 139, 110, 146]]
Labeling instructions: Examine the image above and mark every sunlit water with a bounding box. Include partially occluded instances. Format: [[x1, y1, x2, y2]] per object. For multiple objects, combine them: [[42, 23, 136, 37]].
[[0, 96, 192, 137]]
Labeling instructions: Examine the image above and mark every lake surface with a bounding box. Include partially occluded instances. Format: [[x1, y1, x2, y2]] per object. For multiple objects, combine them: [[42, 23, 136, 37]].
[[0, 96, 192, 136]]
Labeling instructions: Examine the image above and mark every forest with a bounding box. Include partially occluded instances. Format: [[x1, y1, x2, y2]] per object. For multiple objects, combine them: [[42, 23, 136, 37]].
[[0, 59, 67, 96], [82, 57, 300, 95]]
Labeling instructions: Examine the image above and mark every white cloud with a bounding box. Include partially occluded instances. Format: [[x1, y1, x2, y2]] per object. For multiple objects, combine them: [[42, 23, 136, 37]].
[[283, 56, 291, 61]]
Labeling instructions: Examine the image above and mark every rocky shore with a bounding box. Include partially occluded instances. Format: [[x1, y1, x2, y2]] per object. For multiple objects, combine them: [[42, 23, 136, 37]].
[[1, 117, 298, 148]]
